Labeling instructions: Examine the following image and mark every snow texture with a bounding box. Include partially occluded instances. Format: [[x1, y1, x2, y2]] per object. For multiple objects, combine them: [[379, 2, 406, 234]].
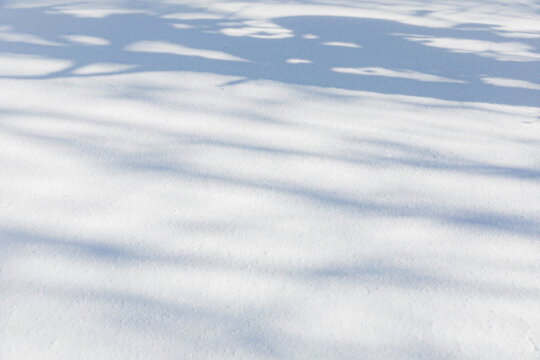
[[1, 0, 539, 359]]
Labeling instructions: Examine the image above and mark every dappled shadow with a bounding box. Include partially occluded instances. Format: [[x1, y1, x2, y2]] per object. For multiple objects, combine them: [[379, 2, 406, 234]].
[[2, 2, 540, 358], [1, 102, 538, 238], [0, 4, 539, 106], [2, 227, 540, 298], [1, 223, 538, 357]]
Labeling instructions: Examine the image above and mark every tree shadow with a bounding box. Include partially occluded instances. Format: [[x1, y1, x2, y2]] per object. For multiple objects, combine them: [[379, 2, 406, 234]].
[[1, 3, 540, 358], [1, 103, 538, 239], [0, 4, 539, 106], [1, 223, 538, 357]]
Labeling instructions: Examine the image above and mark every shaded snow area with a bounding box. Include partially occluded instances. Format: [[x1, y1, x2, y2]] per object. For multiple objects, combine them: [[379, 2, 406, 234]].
[[1, 0, 540, 359]]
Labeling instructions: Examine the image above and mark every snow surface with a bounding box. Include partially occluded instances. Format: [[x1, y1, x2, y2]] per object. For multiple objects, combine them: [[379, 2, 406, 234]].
[[1, 0, 539, 359]]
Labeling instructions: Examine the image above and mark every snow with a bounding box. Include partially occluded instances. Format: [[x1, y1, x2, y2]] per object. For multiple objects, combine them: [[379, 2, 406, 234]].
[[0, 0, 539, 359]]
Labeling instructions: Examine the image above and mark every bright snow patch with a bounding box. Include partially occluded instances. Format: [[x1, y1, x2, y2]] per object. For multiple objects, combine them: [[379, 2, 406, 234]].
[[162, 12, 222, 20], [0, 26, 63, 46], [286, 58, 312, 64], [0, 53, 72, 77], [402, 34, 540, 62], [333, 67, 465, 83], [71, 63, 137, 75], [219, 21, 293, 39], [323, 41, 361, 48], [63, 35, 110, 46], [482, 77, 540, 90], [124, 41, 249, 62]]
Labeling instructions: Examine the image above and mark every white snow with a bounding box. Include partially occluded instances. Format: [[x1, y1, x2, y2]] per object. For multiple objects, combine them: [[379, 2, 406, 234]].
[[286, 58, 311, 64], [0, 53, 73, 77], [62, 34, 110, 46], [0, 26, 63, 46], [1, 0, 539, 359], [482, 77, 540, 90], [402, 35, 540, 62], [333, 67, 465, 83], [125, 41, 249, 62], [322, 41, 362, 48]]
